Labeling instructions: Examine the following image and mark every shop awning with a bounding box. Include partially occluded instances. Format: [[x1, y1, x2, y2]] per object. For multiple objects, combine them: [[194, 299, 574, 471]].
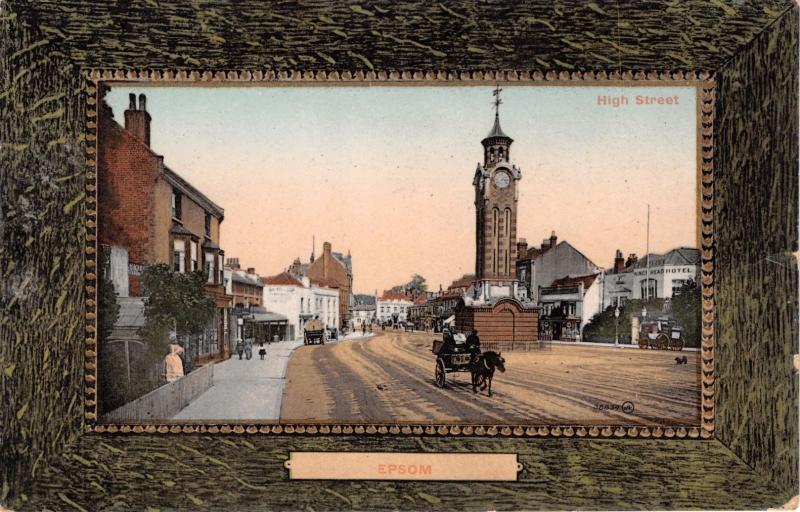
[[249, 312, 288, 324]]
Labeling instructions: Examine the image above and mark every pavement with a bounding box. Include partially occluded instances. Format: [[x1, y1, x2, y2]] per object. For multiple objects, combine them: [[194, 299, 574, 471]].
[[172, 338, 304, 421]]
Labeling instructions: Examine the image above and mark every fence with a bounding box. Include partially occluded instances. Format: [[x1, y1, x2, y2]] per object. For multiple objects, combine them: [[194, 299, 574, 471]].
[[481, 339, 551, 352], [103, 363, 214, 421]]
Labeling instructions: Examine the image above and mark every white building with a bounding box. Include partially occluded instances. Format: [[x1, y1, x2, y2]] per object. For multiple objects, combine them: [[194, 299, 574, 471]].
[[261, 272, 340, 340], [539, 273, 603, 341], [376, 291, 414, 324], [602, 247, 700, 309]]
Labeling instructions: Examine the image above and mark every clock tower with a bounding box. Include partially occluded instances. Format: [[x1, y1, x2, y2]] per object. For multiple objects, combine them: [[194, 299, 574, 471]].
[[472, 87, 523, 302]]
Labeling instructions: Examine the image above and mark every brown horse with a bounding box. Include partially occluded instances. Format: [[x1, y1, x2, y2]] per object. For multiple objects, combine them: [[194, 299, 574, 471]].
[[471, 351, 506, 396]]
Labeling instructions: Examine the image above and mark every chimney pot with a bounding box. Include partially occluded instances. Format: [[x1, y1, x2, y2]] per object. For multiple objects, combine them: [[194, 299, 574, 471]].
[[138, 93, 147, 112], [128, 93, 136, 110]]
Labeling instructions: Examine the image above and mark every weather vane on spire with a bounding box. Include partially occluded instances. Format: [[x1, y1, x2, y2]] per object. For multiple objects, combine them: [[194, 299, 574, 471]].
[[492, 85, 503, 118]]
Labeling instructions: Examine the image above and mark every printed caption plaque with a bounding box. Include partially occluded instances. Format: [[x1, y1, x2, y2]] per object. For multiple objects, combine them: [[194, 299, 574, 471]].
[[285, 452, 521, 481]]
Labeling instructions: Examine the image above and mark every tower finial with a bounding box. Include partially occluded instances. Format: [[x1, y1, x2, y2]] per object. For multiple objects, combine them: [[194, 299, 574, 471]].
[[310, 235, 316, 262], [492, 84, 503, 119]]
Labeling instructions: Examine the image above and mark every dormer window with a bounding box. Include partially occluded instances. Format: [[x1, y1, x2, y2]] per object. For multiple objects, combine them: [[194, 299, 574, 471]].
[[172, 189, 182, 220]]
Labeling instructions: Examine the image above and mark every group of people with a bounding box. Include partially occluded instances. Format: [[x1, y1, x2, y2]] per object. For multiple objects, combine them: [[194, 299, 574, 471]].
[[235, 339, 268, 360], [441, 327, 482, 363]]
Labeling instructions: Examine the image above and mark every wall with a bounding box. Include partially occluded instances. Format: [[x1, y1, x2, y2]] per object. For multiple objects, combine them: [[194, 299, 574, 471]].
[[714, 6, 799, 495], [533, 241, 599, 293], [103, 363, 214, 421], [456, 301, 539, 343]]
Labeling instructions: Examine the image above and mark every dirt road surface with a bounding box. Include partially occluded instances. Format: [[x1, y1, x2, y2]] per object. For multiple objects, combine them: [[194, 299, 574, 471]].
[[281, 331, 701, 425]]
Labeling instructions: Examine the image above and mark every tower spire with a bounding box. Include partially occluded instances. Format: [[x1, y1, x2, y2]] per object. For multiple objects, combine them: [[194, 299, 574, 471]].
[[310, 235, 315, 262], [492, 84, 503, 119]]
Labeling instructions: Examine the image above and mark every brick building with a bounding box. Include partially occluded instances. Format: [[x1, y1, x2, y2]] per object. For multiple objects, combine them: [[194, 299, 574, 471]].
[[224, 258, 263, 308], [290, 241, 353, 332], [98, 92, 232, 364]]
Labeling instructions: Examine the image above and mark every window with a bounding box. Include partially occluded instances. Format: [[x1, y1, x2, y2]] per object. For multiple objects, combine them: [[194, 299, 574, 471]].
[[205, 251, 215, 283], [173, 240, 185, 273], [672, 279, 688, 296], [641, 279, 657, 300], [190, 241, 198, 271], [171, 189, 182, 220], [218, 254, 224, 284], [204, 213, 211, 237]]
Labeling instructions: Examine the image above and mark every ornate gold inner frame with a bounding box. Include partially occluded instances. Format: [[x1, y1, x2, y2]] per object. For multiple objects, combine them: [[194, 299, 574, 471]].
[[84, 69, 715, 438]]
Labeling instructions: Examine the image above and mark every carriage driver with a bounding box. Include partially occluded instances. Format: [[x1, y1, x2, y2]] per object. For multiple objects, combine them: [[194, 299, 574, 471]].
[[466, 329, 481, 363]]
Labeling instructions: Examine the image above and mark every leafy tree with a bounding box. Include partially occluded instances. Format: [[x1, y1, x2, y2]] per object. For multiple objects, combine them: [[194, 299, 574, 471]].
[[670, 279, 701, 347], [390, 274, 428, 295], [139, 264, 216, 381], [97, 245, 122, 413]]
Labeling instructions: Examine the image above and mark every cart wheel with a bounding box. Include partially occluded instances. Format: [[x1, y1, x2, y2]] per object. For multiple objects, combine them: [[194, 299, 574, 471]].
[[435, 359, 446, 388], [656, 333, 670, 350], [670, 338, 684, 351]]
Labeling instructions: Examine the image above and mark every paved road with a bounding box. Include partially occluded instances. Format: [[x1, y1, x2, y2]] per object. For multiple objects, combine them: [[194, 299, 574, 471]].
[[173, 339, 304, 421], [281, 331, 701, 425]]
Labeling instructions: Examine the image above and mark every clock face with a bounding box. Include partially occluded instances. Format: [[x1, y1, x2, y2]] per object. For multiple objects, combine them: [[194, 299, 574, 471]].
[[494, 171, 510, 189]]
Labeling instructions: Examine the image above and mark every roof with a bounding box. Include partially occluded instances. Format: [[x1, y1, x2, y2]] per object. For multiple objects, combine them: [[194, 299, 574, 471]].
[[634, 247, 701, 269], [169, 223, 195, 237], [332, 251, 352, 273], [231, 271, 263, 287], [550, 273, 599, 290], [353, 294, 376, 306], [250, 311, 288, 323], [163, 164, 225, 221], [352, 303, 376, 311], [262, 272, 304, 287], [448, 274, 475, 290], [482, 114, 512, 143], [379, 290, 413, 301], [311, 276, 339, 289]]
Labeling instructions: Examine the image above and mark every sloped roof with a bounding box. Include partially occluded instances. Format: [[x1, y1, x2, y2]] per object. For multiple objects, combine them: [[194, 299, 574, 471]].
[[311, 276, 340, 289], [231, 271, 263, 287], [262, 272, 303, 287], [448, 274, 475, 290], [353, 294, 376, 306], [551, 273, 599, 289], [634, 247, 700, 269], [482, 114, 512, 142], [380, 290, 412, 301]]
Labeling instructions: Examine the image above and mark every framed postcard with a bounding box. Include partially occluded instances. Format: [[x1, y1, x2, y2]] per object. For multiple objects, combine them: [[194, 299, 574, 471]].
[[1, 1, 797, 511]]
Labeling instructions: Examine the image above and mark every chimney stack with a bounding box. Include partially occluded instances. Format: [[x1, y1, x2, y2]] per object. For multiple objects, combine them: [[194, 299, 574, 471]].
[[124, 92, 151, 146], [247, 267, 256, 275], [614, 249, 625, 273], [226, 257, 241, 270], [542, 238, 550, 250], [516, 238, 528, 261], [323, 241, 332, 255], [626, 253, 638, 267], [549, 231, 558, 249]]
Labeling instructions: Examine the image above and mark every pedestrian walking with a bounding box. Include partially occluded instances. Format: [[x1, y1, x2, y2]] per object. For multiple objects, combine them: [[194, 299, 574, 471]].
[[235, 338, 244, 360], [258, 341, 267, 360], [163, 335, 184, 383]]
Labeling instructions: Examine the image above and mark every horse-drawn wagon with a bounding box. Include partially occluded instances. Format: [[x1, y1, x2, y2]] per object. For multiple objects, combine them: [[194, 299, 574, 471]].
[[303, 319, 326, 345], [432, 330, 471, 388], [637, 317, 685, 351]]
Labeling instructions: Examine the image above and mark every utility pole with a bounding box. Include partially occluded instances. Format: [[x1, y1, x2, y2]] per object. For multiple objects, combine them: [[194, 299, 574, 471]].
[[645, 204, 650, 301]]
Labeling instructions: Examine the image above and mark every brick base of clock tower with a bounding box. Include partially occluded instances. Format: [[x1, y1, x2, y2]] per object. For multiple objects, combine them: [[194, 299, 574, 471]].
[[455, 298, 540, 343]]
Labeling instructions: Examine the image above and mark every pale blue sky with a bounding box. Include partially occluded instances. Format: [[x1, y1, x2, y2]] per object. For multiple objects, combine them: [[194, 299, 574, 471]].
[[106, 85, 697, 293]]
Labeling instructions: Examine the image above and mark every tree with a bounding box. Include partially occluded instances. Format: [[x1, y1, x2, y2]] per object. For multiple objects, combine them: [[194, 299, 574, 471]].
[[390, 274, 428, 295], [670, 279, 701, 347], [139, 264, 216, 381]]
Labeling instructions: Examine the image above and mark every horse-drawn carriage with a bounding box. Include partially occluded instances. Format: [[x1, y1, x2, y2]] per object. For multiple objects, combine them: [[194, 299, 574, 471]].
[[303, 319, 326, 345], [638, 317, 685, 351], [431, 330, 472, 388]]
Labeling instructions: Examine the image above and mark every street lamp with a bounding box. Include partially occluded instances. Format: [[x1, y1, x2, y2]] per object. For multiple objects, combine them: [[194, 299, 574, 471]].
[[614, 306, 620, 347]]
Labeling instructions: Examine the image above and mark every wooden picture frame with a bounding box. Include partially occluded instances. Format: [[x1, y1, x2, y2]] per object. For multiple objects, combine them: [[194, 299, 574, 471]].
[[1, 2, 796, 510]]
